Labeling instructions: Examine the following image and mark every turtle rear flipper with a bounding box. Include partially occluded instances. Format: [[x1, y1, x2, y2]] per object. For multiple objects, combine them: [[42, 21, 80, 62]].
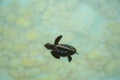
[[51, 51, 60, 59], [68, 56, 72, 62], [54, 35, 62, 45]]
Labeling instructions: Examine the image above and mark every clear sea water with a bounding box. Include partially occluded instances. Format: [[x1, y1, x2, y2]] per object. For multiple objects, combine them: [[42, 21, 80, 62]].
[[0, 0, 120, 80]]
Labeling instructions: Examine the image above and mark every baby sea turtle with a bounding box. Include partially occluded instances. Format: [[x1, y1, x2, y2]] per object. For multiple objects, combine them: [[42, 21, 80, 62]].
[[44, 35, 78, 62]]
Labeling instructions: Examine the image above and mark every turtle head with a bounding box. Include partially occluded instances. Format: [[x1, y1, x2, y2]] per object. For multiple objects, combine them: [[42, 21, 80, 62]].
[[44, 43, 55, 50]]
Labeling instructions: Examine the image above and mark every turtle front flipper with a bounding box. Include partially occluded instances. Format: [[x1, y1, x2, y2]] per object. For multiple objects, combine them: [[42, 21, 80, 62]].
[[54, 35, 63, 45], [51, 51, 60, 59], [68, 56, 72, 62]]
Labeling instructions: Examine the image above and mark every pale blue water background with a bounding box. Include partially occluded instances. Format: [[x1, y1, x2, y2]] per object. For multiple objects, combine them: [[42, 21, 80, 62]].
[[0, 0, 120, 80]]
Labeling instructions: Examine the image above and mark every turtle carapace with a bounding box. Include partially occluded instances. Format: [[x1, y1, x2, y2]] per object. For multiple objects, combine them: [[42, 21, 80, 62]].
[[44, 35, 78, 62]]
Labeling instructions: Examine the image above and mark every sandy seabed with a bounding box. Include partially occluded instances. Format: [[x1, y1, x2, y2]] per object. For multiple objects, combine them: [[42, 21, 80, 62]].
[[0, 0, 120, 80]]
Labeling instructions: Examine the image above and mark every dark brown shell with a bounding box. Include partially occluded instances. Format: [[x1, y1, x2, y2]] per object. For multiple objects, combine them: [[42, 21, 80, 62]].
[[55, 44, 76, 56]]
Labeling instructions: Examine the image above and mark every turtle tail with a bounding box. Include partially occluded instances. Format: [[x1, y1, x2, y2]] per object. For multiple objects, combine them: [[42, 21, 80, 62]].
[[76, 52, 78, 55]]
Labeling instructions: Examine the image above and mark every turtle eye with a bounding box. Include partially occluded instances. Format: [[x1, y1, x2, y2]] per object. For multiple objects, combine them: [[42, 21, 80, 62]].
[[46, 43, 50, 46]]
